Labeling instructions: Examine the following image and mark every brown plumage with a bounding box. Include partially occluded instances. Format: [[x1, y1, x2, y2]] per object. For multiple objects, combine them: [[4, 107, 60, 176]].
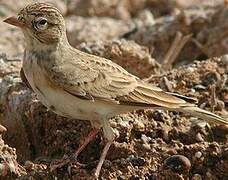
[[4, 2, 227, 178]]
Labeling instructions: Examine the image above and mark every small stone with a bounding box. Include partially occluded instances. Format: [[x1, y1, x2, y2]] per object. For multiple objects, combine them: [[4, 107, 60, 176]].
[[141, 134, 151, 144], [195, 133, 204, 142], [191, 88, 196, 93], [216, 100, 225, 110], [186, 67, 195, 73], [118, 176, 127, 180], [127, 155, 146, 166], [0, 125, 7, 133], [193, 84, 206, 90], [206, 171, 212, 178], [142, 143, 151, 151], [212, 125, 228, 139], [191, 174, 202, 180], [110, 121, 117, 128], [129, 175, 140, 180], [221, 54, 228, 66], [0, 164, 8, 176], [116, 170, 122, 176], [164, 155, 191, 174], [151, 110, 166, 122], [166, 149, 177, 155], [24, 161, 34, 170], [161, 129, 169, 142], [160, 77, 173, 92], [195, 151, 202, 159], [201, 72, 221, 86], [133, 120, 145, 131], [118, 120, 130, 128]]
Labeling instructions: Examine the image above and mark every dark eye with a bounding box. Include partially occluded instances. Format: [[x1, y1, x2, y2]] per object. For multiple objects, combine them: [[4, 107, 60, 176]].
[[39, 19, 47, 25], [34, 17, 48, 30]]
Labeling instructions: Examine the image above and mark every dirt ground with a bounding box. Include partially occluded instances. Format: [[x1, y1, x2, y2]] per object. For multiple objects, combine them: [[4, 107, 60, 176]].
[[0, 0, 227, 180]]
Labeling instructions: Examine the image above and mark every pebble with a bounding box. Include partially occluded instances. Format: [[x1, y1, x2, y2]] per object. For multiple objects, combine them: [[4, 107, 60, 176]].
[[118, 119, 130, 128], [142, 143, 151, 151], [141, 134, 151, 144], [118, 176, 127, 180], [195, 133, 204, 142], [133, 120, 145, 131], [206, 171, 212, 178], [24, 161, 34, 170], [164, 155, 191, 174], [221, 54, 228, 66], [166, 149, 177, 155], [127, 155, 146, 166], [0, 125, 7, 133], [201, 72, 221, 86], [191, 174, 202, 180], [186, 67, 195, 73], [110, 121, 117, 128], [0, 163, 8, 176], [116, 170, 123, 176], [151, 110, 166, 122], [129, 175, 140, 180], [193, 84, 206, 90], [194, 151, 202, 159]]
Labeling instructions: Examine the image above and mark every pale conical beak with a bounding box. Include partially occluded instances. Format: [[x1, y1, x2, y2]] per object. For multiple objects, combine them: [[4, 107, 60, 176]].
[[3, 16, 25, 28]]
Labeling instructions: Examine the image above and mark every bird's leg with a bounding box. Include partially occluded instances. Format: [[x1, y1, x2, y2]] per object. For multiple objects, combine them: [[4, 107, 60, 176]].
[[94, 139, 113, 178], [73, 128, 100, 159], [50, 128, 100, 170], [94, 118, 116, 178]]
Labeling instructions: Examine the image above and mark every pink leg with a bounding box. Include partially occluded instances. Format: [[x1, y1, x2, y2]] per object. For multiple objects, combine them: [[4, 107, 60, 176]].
[[74, 128, 100, 157], [51, 128, 100, 171], [94, 140, 113, 178]]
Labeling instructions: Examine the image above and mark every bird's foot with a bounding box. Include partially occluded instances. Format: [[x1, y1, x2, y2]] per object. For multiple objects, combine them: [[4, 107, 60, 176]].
[[50, 154, 86, 171], [50, 128, 100, 172]]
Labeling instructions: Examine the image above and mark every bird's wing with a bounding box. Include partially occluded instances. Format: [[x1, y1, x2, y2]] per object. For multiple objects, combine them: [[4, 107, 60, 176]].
[[44, 52, 139, 102], [43, 51, 228, 125], [44, 51, 188, 106]]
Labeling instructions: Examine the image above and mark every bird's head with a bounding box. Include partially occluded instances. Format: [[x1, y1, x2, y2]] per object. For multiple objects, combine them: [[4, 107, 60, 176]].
[[4, 3, 67, 49]]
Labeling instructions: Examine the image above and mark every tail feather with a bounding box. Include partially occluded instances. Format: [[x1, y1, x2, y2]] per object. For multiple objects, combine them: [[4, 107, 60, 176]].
[[120, 82, 228, 126], [122, 83, 228, 125], [175, 106, 228, 125]]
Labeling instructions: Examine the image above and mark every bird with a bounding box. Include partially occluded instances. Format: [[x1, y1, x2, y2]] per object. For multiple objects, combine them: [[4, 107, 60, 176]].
[[3, 2, 228, 178]]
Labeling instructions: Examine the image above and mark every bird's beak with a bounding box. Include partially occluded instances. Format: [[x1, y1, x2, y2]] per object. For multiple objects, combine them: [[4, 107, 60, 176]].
[[3, 16, 25, 28]]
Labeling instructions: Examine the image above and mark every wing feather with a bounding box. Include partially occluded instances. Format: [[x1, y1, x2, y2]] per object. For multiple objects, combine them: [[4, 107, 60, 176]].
[[44, 50, 190, 107], [44, 52, 138, 102]]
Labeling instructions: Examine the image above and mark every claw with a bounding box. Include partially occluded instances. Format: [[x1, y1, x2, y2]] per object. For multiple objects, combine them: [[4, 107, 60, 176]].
[[50, 155, 86, 172], [50, 128, 100, 172]]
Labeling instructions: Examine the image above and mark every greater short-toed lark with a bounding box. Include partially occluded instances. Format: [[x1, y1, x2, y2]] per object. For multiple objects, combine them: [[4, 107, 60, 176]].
[[4, 2, 228, 178]]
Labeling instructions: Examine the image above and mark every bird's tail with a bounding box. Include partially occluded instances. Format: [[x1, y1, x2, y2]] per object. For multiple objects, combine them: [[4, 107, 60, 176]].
[[174, 106, 228, 125], [120, 82, 228, 125]]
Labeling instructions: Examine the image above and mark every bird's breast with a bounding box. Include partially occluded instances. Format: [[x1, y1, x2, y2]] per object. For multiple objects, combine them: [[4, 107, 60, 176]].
[[22, 51, 124, 121]]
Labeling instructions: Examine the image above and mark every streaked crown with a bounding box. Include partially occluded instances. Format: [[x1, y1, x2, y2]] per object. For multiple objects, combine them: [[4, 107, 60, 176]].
[[18, 3, 66, 45]]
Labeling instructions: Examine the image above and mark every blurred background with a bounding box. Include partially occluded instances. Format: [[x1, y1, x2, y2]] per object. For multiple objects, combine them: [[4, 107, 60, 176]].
[[0, 0, 227, 72]]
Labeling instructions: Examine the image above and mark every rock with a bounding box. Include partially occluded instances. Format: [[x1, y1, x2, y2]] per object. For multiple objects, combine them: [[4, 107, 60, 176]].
[[66, 16, 133, 46], [201, 71, 221, 87], [164, 155, 191, 174], [194, 151, 202, 159], [191, 174, 202, 180], [77, 39, 160, 78], [0, 133, 26, 178], [0, 125, 7, 133], [129, 175, 140, 180], [67, 0, 147, 20], [127, 155, 146, 166]]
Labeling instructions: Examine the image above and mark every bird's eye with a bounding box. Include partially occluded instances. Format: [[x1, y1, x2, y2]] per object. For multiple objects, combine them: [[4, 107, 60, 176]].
[[39, 19, 47, 25], [34, 17, 48, 30]]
